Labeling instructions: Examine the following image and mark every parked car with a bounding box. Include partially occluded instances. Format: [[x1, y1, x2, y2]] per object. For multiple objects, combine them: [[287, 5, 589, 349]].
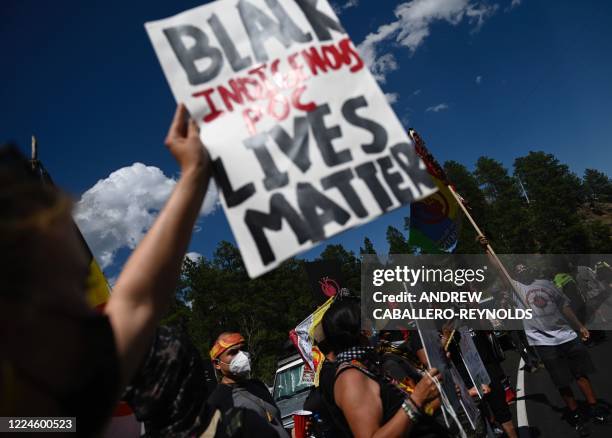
[[272, 353, 313, 429]]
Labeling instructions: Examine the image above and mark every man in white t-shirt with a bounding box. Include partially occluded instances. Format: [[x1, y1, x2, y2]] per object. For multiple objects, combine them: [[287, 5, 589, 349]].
[[513, 265, 588, 346], [512, 264, 608, 433]]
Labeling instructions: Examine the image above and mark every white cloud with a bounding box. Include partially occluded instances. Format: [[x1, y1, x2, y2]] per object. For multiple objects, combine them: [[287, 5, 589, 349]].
[[385, 92, 399, 104], [464, 2, 498, 29], [74, 163, 218, 269], [186, 251, 203, 263], [371, 53, 399, 82], [331, 0, 359, 15], [413, 89, 422, 96], [504, 0, 521, 12], [358, 21, 401, 77], [357, 0, 498, 81], [342, 0, 359, 9], [331, 0, 359, 14], [425, 103, 449, 112], [476, 75, 482, 84]]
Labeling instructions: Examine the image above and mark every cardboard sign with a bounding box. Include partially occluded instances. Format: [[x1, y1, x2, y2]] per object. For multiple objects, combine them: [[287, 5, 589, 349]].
[[457, 326, 491, 399], [146, 0, 436, 277], [408, 290, 466, 437], [450, 362, 481, 431]]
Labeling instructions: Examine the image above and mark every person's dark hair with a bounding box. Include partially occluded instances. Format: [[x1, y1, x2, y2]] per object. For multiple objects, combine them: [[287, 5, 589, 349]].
[[0, 145, 72, 300], [315, 338, 332, 356], [321, 297, 362, 353]]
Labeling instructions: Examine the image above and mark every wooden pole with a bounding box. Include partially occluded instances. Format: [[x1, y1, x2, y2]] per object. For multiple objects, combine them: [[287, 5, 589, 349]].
[[443, 329, 456, 351], [446, 184, 527, 308], [406, 128, 527, 307]]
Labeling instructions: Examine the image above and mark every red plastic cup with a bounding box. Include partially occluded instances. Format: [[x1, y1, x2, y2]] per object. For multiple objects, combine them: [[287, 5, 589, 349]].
[[293, 410, 312, 438]]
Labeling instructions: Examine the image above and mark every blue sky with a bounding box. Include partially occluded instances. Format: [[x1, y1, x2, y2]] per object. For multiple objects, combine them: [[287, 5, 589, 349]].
[[3, 0, 611, 279]]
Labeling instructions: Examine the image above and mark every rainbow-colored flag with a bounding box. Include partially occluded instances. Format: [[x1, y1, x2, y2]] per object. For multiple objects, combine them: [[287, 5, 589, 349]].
[[408, 130, 462, 253]]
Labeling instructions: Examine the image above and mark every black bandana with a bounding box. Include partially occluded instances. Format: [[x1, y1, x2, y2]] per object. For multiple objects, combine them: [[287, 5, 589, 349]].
[[336, 346, 374, 364]]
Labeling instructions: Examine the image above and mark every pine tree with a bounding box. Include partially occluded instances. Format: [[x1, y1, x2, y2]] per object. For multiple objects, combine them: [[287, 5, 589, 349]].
[[474, 157, 538, 253], [360, 237, 376, 255], [318, 244, 361, 294], [386, 225, 412, 254], [514, 152, 589, 253], [584, 169, 612, 203], [585, 220, 612, 253]]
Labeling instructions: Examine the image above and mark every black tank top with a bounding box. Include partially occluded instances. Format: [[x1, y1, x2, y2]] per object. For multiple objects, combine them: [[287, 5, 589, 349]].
[[322, 355, 452, 438], [319, 356, 404, 437]]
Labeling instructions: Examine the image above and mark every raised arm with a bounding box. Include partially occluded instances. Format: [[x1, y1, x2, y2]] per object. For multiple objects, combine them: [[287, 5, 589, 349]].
[[105, 104, 212, 387]]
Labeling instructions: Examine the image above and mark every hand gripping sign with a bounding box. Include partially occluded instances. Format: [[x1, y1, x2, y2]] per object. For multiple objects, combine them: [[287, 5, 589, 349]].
[[146, 0, 436, 277]]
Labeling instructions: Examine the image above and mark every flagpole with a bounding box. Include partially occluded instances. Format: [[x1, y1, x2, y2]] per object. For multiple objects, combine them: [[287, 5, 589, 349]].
[[408, 129, 527, 308], [447, 176, 527, 308]]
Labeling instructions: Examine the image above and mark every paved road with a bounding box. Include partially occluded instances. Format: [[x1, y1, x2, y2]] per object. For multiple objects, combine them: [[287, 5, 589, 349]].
[[501, 336, 612, 438]]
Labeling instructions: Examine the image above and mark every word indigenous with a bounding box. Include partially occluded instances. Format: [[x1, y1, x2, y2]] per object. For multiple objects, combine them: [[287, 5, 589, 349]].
[[192, 38, 364, 132]]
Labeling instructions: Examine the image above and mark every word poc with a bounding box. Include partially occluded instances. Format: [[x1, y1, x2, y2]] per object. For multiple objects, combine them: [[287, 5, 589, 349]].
[[147, 0, 436, 277]]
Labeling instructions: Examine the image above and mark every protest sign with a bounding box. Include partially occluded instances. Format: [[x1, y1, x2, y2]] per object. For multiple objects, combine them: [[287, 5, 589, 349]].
[[450, 362, 481, 431], [413, 316, 465, 436], [416, 327, 467, 437], [457, 326, 491, 398], [408, 288, 467, 437], [146, 0, 436, 277]]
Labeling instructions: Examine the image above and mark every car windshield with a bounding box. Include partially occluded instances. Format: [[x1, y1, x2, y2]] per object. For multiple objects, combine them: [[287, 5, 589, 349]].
[[273, 363, 312, 401]]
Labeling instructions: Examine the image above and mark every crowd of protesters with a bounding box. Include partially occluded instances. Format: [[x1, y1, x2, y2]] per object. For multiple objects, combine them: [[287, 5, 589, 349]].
[[1, 105, 611, 438]]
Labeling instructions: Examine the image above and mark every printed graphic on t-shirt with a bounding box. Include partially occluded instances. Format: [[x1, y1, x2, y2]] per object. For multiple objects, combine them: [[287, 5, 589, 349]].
[[526, 287, 557, 315]]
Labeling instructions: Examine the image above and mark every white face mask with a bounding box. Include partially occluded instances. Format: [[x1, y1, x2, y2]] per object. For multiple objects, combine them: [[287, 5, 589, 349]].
[[228, 350, 251, 377]]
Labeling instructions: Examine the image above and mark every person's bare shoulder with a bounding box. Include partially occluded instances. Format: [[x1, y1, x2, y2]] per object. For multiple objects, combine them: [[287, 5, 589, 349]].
[[335, 368, 378, 404]]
